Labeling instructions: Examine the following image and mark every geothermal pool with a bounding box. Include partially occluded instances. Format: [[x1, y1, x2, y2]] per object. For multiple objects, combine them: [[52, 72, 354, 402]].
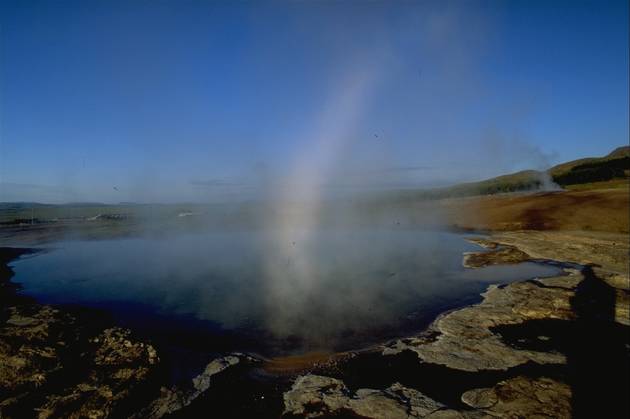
[[10, 230, 561, 358]]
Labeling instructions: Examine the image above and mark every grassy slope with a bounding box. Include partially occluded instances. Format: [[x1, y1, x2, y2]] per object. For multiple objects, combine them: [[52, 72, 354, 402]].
[[428, 145, 630, 198], [441, 170, 543, 196], [549, 145, 629, 177], [550, 147, 629, 186], [426, 147, 629, 234]]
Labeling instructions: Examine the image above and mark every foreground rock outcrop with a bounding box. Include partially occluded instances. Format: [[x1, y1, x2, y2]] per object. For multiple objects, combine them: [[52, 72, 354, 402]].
[[280, 264, 580, 418], [34, 327, 159, 419], [462, 244, 530, 268], [283, 374, 571, 419], [136, 354, 251, 419], [283, 375, 446, 419], [0, 305, 161, 418], [0, 249, 161, 419], [382, 274, 577, 371], [490, 231, 630, 327]]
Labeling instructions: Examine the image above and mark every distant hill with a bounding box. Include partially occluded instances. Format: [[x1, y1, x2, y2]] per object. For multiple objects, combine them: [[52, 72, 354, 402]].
[[2, 147, 628, 210], [434, 146, 629, 198], [605, 145, 630, 159], [419, 170, 544, 198], [549, 146, 629, 186]]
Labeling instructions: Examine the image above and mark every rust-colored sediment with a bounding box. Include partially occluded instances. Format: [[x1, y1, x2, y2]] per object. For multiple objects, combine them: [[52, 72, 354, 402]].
[[262, 351, 348, 374], [442, 187, 629, 233]]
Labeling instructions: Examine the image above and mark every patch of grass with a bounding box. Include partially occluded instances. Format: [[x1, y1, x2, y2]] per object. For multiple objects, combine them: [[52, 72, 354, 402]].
[[564, 179, 629, 191]]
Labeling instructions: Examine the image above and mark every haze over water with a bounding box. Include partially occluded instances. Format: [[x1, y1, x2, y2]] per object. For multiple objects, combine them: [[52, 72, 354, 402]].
[[11, 229, 561, 355]]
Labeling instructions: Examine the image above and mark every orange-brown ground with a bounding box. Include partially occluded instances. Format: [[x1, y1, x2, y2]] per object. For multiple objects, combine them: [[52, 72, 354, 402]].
[[441, 186, 629, 233], [261, 351, 351, 375]]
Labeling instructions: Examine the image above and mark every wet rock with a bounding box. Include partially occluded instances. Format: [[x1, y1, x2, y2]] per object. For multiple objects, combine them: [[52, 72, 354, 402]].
[[462, 246, 530, 268], [136, 355, 243, 418], [491, 231, 629, 276], [533, 272, 582, 289], [492, 231, 629, 326], [283, 374, 445, 418], [192, 355, 239, 393], [384, 272, 578, 371], [465, 238, 499, 249]]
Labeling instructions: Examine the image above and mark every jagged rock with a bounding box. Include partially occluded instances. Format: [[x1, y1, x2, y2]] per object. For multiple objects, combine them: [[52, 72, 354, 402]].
[[461, 376, 571, 418], [283, 375, 349, 416], [136, 355, 242, 418], [283, 374, 572, 419], [460, 387, 498, 409], [283, 374, 571, 419], [0, 305, 72, 394], [33, 327, 159, 419], [93, 328, 159, 368], [283, 374, 445, 418], [192, 355, 239, 393], [0, 304, 160, 418], [462, 245, 530, 268]]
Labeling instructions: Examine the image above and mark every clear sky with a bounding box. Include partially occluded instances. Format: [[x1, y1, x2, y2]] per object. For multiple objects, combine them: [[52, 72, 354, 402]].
[[1, 0, 628, 203]]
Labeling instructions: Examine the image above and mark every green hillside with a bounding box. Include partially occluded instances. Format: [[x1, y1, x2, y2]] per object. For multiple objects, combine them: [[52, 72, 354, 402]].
[[441, 170, 545, 196], [440, 145, 630, 197], [549, 146, 629, 186]]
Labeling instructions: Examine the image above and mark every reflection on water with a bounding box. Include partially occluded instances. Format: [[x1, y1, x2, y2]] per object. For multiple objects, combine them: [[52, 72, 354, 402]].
[[11, 230, 561, 355]]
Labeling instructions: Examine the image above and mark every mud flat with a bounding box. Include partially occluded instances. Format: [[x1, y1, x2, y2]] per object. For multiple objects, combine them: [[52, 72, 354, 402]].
[[1, 230, 628, 418]]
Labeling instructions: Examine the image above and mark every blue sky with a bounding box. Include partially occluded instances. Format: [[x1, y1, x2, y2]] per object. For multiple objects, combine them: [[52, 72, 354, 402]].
[[1, 0, 628, 203]]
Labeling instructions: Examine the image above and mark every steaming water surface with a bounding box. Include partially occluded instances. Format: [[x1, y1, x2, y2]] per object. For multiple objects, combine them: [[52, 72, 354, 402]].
[[11, 229, 561, 357]]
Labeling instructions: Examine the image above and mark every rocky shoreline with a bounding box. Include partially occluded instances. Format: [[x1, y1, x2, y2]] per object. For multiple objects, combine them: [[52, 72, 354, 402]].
[[1, 230, 628, 418], [281, 232, 629, 418], [0, 248, 163, 418]]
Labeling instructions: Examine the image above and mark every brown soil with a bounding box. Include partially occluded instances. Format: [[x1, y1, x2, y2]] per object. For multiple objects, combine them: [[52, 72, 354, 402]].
[[441, 187, 629, 233], [262, 352, 349, 375]]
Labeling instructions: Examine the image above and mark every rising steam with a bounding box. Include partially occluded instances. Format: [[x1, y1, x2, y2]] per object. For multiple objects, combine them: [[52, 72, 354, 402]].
[[263, 69, 379, 339]]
